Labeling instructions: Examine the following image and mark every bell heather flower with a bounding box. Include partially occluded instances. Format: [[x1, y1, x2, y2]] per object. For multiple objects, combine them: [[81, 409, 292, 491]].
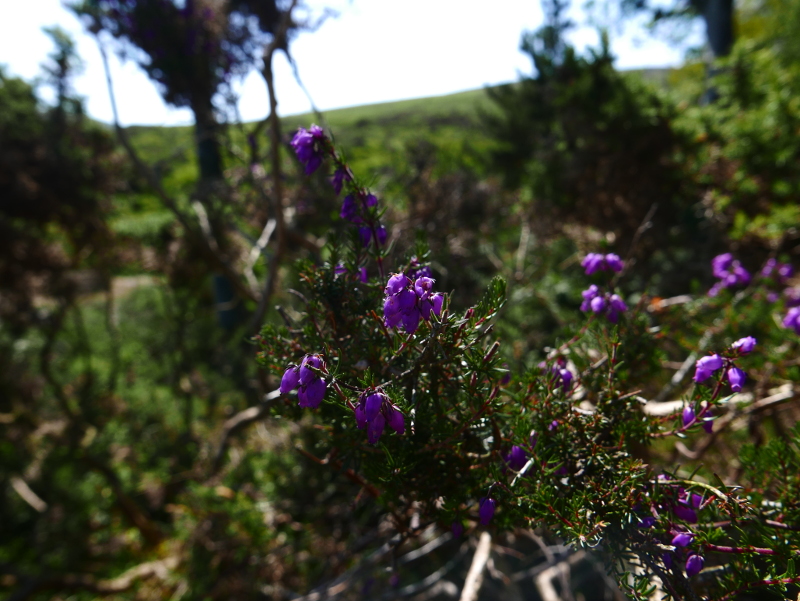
[[709, 253, 751, 295], [280, 354, 327, 408], [290, 125, 326, 175], [504, 445, 528, 472], [672, 532, 693, 547], [581, 252, 624, 275], [479, 497, 496, 525], [694, 354, 723, 383], [674, 504, 698, 524], [354, 388, 404, 444], [702, 409, 714, 434], [682, 406, 695, 427], [686, 554, 704, 577], [340, 195, 361, 223], [383, 273, 444, 333], [451, 521, 464, 538], [409, 257, 432, 279], [580, 285, 627, 323], [784, 307, 800, 334], [727, 366, 746, 392], [731, 336, 756, 354], [331, 168, 350, 195]]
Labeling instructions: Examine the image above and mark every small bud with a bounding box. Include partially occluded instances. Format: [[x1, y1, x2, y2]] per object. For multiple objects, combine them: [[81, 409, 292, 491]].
[[479, 497, 496, 525], [685, 554, 704, 577]]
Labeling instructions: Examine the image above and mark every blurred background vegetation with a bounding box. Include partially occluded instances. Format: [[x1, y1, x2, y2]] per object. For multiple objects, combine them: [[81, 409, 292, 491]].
[[2, 0, 800, 599]]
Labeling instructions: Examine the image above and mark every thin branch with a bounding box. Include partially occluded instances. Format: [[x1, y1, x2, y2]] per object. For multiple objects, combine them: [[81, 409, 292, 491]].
[[459, 532, 492, 601]]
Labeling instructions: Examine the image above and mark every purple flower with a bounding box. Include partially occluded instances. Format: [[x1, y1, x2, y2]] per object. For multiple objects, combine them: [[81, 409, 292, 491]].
[[783, 307, 800, 334], [479, 497, 496, 525], [298, 377, 326, 408], [364, 392, 383, 421], [359, 267, 369, 283], [682, 406, 695, 427], [331, 168, 349, 195], [355, 389, 404, 444], [386, 404, 405, 434], [451, 521, 464, 538], [674, 504, 698, 524], [383, 274, 444, 333], [340, 195, 361, 223], [639, 516, 656, 528], [580, 285, 600, 311], [590, 295, 607, 314], [605, 253, 624, 272], [582, 253, 606, 275], [778, 263, 794, 280], [694, 354, 723, 383], [712, 253, 733, 279], [367, 412, 385, 444], [731, 336, 756, 354], [299, 355, 323, 385], [409, 257, 432, 279], [672, 532, 693, 547], [702, 410, 713, 434], [385, 273, 411, 295], [685, 554, 704, 577], [365, 193, 378, 207], [504, 445, 528, 472], [558, 368, 573, 393], [548, 420, 559, 432], [662, 553, 674, 569], [334, 263, 347, 276], [280, 366, 300, 394], [607, 294, 628, 323], [727, 366, 746, 392], [290, 125, 325, 175]]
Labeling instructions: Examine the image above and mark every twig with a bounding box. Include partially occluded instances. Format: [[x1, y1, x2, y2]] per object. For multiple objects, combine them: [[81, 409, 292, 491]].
[[459, 532, 492, 601]]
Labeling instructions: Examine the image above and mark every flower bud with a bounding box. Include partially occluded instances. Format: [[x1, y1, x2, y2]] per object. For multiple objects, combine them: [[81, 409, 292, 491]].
[[479, 497, 496, 525]]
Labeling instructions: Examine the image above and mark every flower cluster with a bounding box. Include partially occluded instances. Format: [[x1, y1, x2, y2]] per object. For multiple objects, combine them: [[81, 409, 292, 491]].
[[580, 284, 628, 323], [649, 476, 707, 576], [760, 258, 793, 283], [693, 336, 754, 393], [290, 125, 326, 175], [339, 192, 388, 249], [383, 273, 444, 334], [280, 354, 328, 408], [708, 253, 751, 296], [581, 252, 624, 275], [354, 388, 405, 444], [539, 359, 574, 393]]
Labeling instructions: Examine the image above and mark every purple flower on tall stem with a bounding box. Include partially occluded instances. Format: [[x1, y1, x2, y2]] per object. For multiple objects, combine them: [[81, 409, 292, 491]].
[[290, 125, 326, 175], [479, 497, 496, 525]]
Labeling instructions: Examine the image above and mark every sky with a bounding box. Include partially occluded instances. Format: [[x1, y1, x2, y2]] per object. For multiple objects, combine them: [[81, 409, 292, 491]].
[[0, 0, 701, 127]]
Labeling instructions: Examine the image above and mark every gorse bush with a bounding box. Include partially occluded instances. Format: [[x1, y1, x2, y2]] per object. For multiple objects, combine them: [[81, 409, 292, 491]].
[[256, 123, 800, 600]]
